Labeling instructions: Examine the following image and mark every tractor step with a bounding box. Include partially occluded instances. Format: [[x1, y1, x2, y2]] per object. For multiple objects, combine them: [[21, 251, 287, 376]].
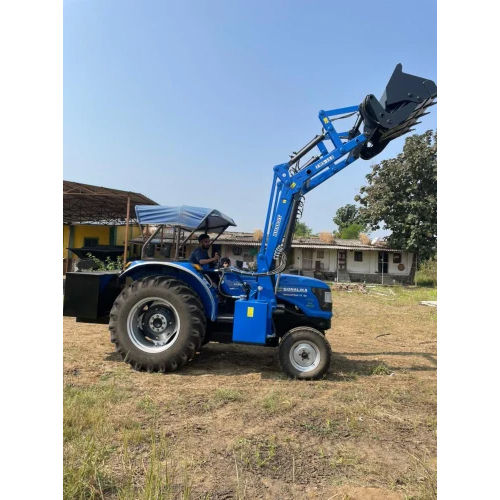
[[216, 315, 234, 323]]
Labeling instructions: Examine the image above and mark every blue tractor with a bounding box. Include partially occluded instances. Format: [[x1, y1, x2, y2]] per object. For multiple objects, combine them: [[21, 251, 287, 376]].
[[64, 64, 436, 379]]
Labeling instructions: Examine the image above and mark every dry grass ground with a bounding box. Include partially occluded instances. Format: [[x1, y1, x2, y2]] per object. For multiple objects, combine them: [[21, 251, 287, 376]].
[[63, 286, 437, 500]]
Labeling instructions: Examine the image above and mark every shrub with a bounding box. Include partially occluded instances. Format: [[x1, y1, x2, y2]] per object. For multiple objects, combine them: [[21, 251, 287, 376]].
[[86, 253, 123, 271], [415, 258, 437, 287]]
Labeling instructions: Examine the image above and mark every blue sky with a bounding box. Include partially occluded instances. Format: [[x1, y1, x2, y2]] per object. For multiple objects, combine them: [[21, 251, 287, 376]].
[[64, 0, 436, 234]]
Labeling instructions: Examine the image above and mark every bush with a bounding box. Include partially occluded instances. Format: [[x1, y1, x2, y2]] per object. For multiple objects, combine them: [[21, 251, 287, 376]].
[[86, 253, 123, 271], [415, 258, 437, 287]]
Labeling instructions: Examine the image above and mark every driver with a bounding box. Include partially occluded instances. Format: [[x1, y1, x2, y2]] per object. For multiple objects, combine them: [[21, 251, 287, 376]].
[[189, 234, 220, 270]]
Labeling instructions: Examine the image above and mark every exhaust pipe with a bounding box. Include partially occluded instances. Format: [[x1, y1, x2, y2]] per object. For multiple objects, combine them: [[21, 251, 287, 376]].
[[351, 64, 436, 160]]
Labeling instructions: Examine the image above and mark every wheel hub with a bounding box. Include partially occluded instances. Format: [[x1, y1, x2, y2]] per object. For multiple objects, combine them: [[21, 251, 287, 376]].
[[149, 313, 168, 333], [143, 305, 175, 338], [126, 299, 180, 353], [290, 341, 321, 372]]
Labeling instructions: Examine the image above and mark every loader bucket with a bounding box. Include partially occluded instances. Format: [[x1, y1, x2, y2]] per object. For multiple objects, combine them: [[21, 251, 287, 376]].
[[354, 64, 436, 160]]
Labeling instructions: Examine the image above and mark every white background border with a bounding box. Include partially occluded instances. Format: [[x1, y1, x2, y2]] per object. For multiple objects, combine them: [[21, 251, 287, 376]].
[[1, 0, 499, 497]]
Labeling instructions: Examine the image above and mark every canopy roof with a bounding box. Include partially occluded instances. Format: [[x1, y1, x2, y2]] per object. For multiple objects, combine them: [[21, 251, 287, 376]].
[[135, 205, 236, 232], [64, 180, 157, 224]]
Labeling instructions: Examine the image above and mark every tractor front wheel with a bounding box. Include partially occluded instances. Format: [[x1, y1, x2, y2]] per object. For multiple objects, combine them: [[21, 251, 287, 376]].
[[109, 276, 206, 372], [278, 327, 331, 380]]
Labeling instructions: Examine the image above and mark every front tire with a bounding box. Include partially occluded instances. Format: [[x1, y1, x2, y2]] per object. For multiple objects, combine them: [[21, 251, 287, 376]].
[[278, 327, 331, 379], [109, 276, 206, 372]]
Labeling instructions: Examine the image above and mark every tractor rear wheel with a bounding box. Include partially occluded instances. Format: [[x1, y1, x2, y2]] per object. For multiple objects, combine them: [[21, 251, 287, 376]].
[[109, 276, 206, 372], [278, 327, 331, 380]]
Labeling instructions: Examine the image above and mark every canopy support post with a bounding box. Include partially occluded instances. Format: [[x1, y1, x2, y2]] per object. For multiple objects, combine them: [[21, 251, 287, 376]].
[[141, 225, 163, 260], [66, 224, 75, 273], [123, 194, 131, 264], [210, 227, 227, 247], [181, 228, 197, 247], [174, 226, 181, 259]]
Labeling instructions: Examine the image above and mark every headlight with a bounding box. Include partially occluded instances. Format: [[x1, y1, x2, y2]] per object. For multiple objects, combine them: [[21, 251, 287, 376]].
[[312, 287, 332, 311]]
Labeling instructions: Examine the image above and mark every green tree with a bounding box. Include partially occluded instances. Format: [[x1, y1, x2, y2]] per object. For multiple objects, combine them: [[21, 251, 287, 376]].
[[338, 223, 365, 239], [333, 204, 365, 233], [294, 221, 313, 237], [355, 130, 437, 261]]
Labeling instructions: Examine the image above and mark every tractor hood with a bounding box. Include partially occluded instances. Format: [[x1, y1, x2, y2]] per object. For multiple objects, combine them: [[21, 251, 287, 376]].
[[276, 273, 331, 318]]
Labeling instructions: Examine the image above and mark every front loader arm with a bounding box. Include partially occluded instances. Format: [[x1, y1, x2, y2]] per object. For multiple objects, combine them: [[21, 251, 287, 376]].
[[256, 64, 436, 273]]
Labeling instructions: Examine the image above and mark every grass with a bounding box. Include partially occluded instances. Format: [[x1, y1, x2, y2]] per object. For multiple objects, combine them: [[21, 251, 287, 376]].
[[64, 285, 436, 499], [370, 362, 392, 375], [64, 436, 114, 499], [234, 436, 278, 469], [415, 259, 437, 287], [367, 285, 437, 303], [213, 388, 244, 403], [64, 382, 193, 499], [261, 390, 295, 414]]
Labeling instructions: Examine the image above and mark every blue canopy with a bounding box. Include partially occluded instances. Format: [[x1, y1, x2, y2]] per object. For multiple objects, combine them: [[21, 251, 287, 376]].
[[135, 205, 236, 232]]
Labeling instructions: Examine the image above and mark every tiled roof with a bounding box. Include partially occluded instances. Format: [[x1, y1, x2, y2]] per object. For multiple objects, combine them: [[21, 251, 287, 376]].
[[131, 231, 403, 252]]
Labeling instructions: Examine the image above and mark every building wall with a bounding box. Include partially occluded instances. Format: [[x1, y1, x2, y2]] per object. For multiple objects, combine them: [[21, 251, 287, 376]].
[[116, 225, 143, 245], [345, 250, 369, 273], [219, 244, 259, 265], [292, 248, 338, 272], [63, 224, 110, 259], [291, 248, 413, 279], [386, 251, 412, 275], [73, 225, 111, 249], [346, 250, 412, 276]]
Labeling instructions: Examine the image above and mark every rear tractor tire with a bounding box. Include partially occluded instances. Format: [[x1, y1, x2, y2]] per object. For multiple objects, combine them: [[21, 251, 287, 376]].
[[278, 327, 331, 380], [109, 276, 206, 372]]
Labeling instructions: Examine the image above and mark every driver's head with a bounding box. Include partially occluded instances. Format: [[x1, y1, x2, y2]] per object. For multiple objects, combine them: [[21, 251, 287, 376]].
[[198, 233, 210, 249]]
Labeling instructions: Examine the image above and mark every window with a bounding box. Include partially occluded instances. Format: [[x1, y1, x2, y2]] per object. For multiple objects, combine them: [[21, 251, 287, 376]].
[[393, 253, 402, 263], [354, 251, 363, 262], [316, 250, 325, 259], [232, 246, 242, 256], [83, 237, 98, 247]]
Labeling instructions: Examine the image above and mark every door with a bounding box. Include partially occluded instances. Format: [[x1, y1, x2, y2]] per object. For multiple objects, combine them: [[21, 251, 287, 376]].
[[338, 250, 347, 270], [302, 249, 313, 270], [378, 252, 388, 273]]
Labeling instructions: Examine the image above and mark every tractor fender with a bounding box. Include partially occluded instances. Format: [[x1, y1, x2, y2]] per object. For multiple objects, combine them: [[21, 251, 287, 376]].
[[120, 261, 217, 321]]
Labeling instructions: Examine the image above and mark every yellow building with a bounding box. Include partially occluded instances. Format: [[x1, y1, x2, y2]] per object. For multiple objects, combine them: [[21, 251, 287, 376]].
[[63, 181, 157, 272], [62, 224, 143, 259]]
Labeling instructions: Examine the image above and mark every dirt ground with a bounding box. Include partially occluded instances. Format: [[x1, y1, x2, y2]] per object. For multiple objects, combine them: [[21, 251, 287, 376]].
[[63, 286, 437, 499]]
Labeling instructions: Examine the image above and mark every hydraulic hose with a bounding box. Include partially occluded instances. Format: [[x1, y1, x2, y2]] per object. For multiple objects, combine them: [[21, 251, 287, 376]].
[[228, 252, 287, 277]]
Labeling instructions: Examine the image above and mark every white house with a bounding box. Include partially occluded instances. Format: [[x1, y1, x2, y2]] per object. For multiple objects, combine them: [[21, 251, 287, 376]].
[[130, 230, 415, 285], [288, 237, 414, 285]]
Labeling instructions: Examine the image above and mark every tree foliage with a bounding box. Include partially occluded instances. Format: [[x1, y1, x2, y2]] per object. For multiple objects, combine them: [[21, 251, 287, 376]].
[[355, 131, 437, 260], [332, 204, 365, 232], [338, 223, 365, 240], [294, 221, 313, 237]]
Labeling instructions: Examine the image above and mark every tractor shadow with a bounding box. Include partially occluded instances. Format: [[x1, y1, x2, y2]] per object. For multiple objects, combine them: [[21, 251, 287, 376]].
[[104, 344, 436, 380], [171, 343, 436, 380], [181, 343, 280, 379]]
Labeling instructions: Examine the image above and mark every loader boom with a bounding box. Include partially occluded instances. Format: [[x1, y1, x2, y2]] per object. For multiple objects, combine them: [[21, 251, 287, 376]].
[[256, 64, 436, 273]]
